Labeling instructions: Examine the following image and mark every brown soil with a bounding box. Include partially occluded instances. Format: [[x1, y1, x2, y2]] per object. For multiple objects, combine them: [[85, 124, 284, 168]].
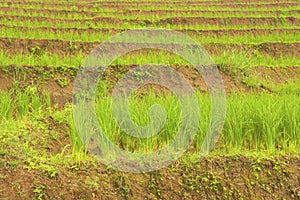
[[0, 38, 97, 57], [1, 63, 299, 199], [0, 70, 12, 91], [0, 37, 299, 58], [251, 66, 300, 84], [1, 65, 299, 108], [0, 1, 299, 199], [1, 14, 299, 27], [2, 23, 299, 38], [3, 1, 299, 10], [42, 79, 74, 109], [1, 154, 299, 199]]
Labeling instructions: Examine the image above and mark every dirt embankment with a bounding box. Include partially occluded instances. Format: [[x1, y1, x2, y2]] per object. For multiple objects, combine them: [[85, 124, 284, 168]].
[[2, 23, 299, 38], [1, 64, 299, 108], [1, 155, 299, 199], [1, 15, 299, 26], [0, 37, 299, 58], [3, 1, 299, 10]]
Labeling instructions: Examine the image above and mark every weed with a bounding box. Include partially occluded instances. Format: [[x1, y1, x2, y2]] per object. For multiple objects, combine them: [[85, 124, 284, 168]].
[[29, 46, 42, 56], [32, 183, 46, 200], [111, 175, 130, 198], [224, 17, 231, 25], [56, 77, 69, 88], [242, 75, 260, 87], [7, 160, 19, 168], [68, 41, 78, 51], [250, 18, 256, 25], [201, 171, 223, 191], [85, 176, 99, 190], [279, 17, 287, 26]]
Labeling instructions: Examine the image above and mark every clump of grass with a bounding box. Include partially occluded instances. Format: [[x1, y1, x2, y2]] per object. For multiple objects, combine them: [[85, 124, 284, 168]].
[[223, 92, 300, 154], [70, 88, 300, 156], [1, 85, 299, 161], [0, 86, 50, 120], [0, 50, 298, 72]]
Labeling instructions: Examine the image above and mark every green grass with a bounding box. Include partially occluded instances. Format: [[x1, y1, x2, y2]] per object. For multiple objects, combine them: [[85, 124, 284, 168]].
[[0, 49, 298, 70], [270, 79, 300, 95], [0, 19, 298, 32], [0, 86, 91, 168], [0, 86, 50, 120], [0, 9, 298, 20], [1, 2, 298, 12], [223, 92, 300, 154], [1, 85, 299, 159], [1, 17, 298, 29], [0, 0, 299, 172], [0, 0, 299, 198], [0, 51, 85, 68], [69, 88, 300, 155], [0, 26, 298, 43]]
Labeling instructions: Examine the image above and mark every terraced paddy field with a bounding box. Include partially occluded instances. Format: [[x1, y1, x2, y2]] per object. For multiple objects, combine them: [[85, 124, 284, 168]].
[[0, 0, 299, 199]]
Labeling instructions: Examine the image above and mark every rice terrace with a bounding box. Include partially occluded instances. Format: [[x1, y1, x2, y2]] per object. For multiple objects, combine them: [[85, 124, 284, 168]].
[[0, 0, 299, 199]]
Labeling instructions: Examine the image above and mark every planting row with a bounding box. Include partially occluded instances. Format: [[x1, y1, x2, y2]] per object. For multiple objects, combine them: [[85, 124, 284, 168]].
[[1, 17, 298, 30], [0, 2, 299, 11], [1, 35, 299, 59], [0, 2, 299, 13], [1, 6, 299, 18], [2, 24, 299, 41], [1, 26, 298, 44], [0, 49, 298, 69], [2, 15, 299, 29], [0, 7, 299, 20], [0, 87, 299, 155]]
